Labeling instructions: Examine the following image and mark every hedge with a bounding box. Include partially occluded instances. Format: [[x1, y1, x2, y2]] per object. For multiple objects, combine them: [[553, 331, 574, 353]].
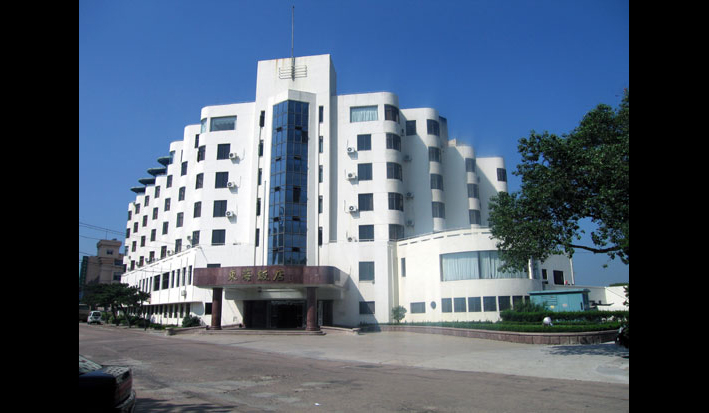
[[500, 310, 628, 324]]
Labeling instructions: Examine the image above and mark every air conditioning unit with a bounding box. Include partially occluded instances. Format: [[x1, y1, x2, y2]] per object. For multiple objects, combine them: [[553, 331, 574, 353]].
[[227, 181, 238, 188], [226, 210, 236, 217], [406, 220, 415, 227], [346, 172, 357, 180], [180, 289, 187, 297], [347, 236, 356, 242], [347, 147, 356, 153], [347, 205, 358, 213], [405, 192, 414, 199], [404, 155, 412, 162], [229, 152, 239, 160]]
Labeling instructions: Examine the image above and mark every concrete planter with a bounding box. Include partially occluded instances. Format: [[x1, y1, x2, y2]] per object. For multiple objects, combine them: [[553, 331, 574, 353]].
[[363, 324, 617, 345]]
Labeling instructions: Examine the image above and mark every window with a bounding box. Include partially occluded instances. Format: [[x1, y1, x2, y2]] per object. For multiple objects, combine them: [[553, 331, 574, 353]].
[[213, 200, 227, 217], [181, 162, 188, 176], [210, 116, 236, 131], [162, 272, 170, 289], [468, 297, 482, 312], [176, 212, 183, 227], [440, 250, 527, 281], [197, 145, 205, 161], [319, 106, 324, 123], [215, 172, 229, 188], [196, 173, 203, 189], [498, 296, 511, 311], [359, 261, 375, 281], [164, 198, 171, 211], [400, 258, 406, 277], [465, 158, 476, 172], [467, 183, 479, 198], [166, 175, 172, 188], [427, 119, 440, 136], [388, 193, 403, 211], [483, 296, 497, 312], [406, 120, 416, 136], [497, 168, 507, 182], [441, 298, 452, 313], [216, 143, 231, 159], [410, 302, 425, 313], [386, 162, 402, 180], [430, 174, 444, 190], [178, 187, 185, 201], [386, 133, 401, 151], [268, 99, 309, 266], [428, 147, 441, 162], [553, 270, 565, 285], [211, 229, 226, 245], [193, 201, 201, 218], [454, 297, 467, 312], [319, 136, 323, 153], [469, 210, 481, 225], [384, 105, 399, 122], [388, 224, 404, 241], [192, 230, 200, 246], [155, 185, 160, 198], [162, 222, 168, 235], [357, 134, 371, 151], [358, 163, 373, 181], [359, 301, 375, 315], [358, 193, 374, 211], [359, 225, 374, 241], [200, 119, 207, 133], [350, 106, 378, 122], [432, 202, 445, 218]]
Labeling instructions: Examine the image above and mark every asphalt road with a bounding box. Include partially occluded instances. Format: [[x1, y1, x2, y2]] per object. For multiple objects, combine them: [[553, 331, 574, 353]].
[[79, 324, 629, 412]]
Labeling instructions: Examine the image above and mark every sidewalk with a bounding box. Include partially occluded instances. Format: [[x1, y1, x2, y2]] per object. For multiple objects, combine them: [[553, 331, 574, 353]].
[[172, 329, 629, 384]]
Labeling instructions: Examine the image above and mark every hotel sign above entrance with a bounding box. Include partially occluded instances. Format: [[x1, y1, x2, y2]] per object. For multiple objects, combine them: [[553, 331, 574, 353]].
[[194, 265, 340, 288]]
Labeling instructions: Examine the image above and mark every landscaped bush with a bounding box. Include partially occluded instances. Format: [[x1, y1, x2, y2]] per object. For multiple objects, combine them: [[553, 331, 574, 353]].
[[500, 309, 628, 324], [182, 315, 202, 327]]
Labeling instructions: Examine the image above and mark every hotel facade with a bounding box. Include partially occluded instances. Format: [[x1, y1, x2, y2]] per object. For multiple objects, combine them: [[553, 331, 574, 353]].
[[121, 54, 574, 330]]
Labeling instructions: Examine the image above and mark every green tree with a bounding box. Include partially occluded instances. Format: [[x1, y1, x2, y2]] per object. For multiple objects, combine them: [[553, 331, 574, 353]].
[[489, 90, 629, 272], [391, 305, 407, 324], [82, 283, 150, 327]]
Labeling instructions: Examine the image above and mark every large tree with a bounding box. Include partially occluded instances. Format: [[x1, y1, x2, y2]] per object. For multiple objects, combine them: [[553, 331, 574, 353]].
[[82, 283, 150, 326], [489, 89, 629, 272]]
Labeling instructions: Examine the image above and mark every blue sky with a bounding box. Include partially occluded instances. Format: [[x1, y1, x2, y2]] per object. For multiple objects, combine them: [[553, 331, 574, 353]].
[[79, 0, 629, 286]]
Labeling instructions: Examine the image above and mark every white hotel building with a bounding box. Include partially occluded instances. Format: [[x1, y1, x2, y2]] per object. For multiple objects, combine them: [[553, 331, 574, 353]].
[[121, 54, 574, 330]]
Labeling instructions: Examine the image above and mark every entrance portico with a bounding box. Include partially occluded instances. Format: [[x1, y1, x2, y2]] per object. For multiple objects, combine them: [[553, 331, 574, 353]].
[[194, 265, 342, 331]]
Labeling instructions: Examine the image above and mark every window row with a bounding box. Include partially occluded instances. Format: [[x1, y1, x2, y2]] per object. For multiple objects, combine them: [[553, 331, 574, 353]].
[[410, 295, 526, 314], [137, 265, 194, 293], [355, 133, 402, 151], [357, 224, 406, 242], [354, 162, 403, 181], [357, 193, 404, 212]]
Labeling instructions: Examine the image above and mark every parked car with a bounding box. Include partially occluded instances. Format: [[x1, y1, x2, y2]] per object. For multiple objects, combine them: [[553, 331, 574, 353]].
[[87, 311, 103, 325], [79, 355, 136, 412]]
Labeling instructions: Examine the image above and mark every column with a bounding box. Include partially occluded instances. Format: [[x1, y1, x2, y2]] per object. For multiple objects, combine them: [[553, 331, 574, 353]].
[[305, 287, 319, 331], [211, 287, 223, 330]]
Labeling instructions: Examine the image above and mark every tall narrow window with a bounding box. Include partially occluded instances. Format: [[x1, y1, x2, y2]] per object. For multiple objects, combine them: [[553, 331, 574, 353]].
[[216, 143, 231, 160], [427, 119, 440, 136], [384, 105, 399, 122], [268, 100, 309, 265]]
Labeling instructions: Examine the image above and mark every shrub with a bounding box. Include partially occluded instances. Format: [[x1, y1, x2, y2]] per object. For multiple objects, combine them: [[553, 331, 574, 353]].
[[182, 315, 202, 328]]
